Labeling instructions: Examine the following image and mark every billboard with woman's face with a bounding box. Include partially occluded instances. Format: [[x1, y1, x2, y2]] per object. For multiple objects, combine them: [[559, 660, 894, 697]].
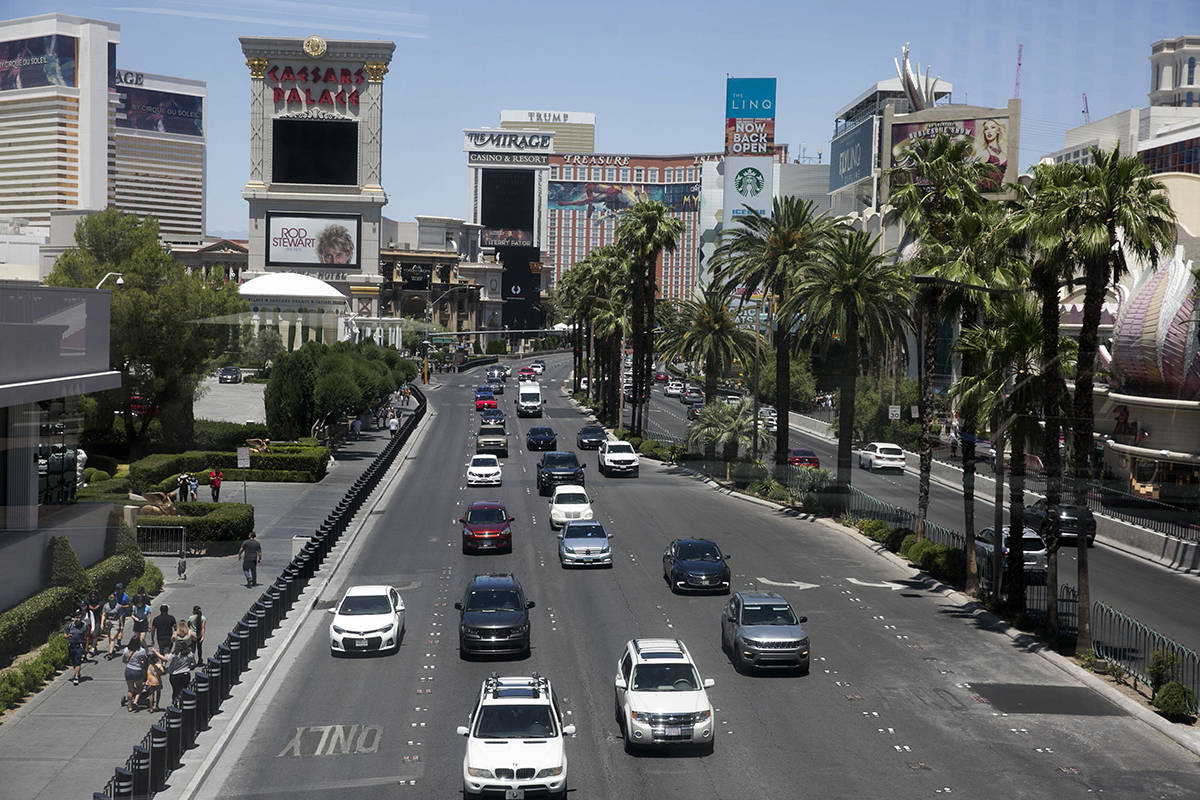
[[266, 213, 361, 267], [890, 117, 1008, 191]]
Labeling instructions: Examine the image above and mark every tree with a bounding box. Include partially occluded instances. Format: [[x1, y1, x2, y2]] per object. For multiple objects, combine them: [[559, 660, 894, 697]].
[[47, 209, 245, 450], [885, 133, 991, 541], [1053, 144, 1176, 651], [785, 229, 912, 513], [686, 399, 768, 482], [712, 196, 838, 464], [247, 328, 285, 375], [617, 201, 682, 438]]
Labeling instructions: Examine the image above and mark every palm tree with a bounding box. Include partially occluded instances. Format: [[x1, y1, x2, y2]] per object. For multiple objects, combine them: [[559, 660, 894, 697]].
[[686, 398, 768, 482], [712, 196, 838, 464], [657, 281, 756, 415], [785, 229, 912, 513], [1054, 144, 1175, 651], [886, 133, 992, 542], [616, 201, 682, 438]]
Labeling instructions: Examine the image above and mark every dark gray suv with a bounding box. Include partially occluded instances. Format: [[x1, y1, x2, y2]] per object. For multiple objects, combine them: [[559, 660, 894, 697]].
[[720, 591, 810, 674], [536, 451, 585, 495], [455, 573, 534, 659]]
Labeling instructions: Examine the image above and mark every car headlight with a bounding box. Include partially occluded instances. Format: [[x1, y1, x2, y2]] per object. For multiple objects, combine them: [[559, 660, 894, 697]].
[[630, 711, 646, 721], [739, 636, 760, 646], [501, 526, 511, 535], [535, 766, 563, 778], [467, 767, 494, 778], [461, 626, 480, 638], [332, 625, 346, 634], [693, 710, 711, 721], [373, 623, 394, 634], [514, 624, 529, 633]]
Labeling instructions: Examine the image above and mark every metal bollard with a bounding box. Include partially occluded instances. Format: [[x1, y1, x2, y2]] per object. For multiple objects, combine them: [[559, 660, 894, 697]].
[[253, 601, 269, 645], [241, 615, 258, 659], [204, 658, 221, 715], [180, 685, 199, 742], [216, 645, 233, 696], [131, 745, 150, 800], [281, 568, 298, 603], [112, 766, 133, 800], [149, 724, 168, 792], [165, 705, 183, 768], [231, 622, 249, 672], [266, 586, 283, 627]]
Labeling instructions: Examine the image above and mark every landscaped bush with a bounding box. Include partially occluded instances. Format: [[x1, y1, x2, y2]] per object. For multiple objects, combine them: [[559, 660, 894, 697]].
[[86, 453, 120, 476], [191, 420, 271, 451], [766, 484, 791, 503], [0, 634, 68, 710], [83, 467, 112, 484], [486, 339, 507, 355], [856, 518, 889, 542], [0, 586, 78, 669], [886, 527, 914, 552], [906, 538, 937, 569], [898, 533, 918, 557], [933, 546, 966, 582], [1152, 681, 1198, 720], [77, 475, 132, 504], [625, 436, 643, 450], [130, 447, 330, 491], [637, 439, 662, 457], [137, 502, 254, 545], [86, 553, 145, 596], [46, 536, 90, 595]]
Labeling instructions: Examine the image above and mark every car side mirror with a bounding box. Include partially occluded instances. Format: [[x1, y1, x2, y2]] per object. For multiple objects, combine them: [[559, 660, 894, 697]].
[[507, 515, 515, 522], [456, 725, 469, 736], [798, 616, 808, 624], [458, 517, 466, 524], [562, 723, 576, 736], [723, 554, 731, 560], [614, 675, 627, 689], [327, 607, 337, 614], [454, 602, 463, 610], [580, 463, 586, 469], [556, 532, 564, 539], [703, 678, 715, 688], [526, 600, 536, 609]]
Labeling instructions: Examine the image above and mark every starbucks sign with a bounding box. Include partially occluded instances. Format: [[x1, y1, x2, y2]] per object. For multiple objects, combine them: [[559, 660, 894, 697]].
[[734, 167, 765, 198]]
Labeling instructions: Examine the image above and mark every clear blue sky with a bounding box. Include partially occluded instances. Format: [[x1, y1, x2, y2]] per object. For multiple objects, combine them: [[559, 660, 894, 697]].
[[18, 0, 1200, 236]]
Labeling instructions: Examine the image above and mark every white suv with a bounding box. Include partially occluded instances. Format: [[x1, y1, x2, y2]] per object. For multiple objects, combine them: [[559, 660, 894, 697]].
[[457, 673, 575, 800], [614, 638, 715, 753]]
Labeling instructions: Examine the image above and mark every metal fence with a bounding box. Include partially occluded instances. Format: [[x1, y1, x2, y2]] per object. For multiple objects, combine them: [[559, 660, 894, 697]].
[[1022, 582, 1078, 636], [847, 486, 964, 551], [136, 525, 186, 556], [1092, 601, 1200, 699]]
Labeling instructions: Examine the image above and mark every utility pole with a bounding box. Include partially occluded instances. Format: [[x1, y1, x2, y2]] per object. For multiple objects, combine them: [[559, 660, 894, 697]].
[[1081, 93, 1091, 124]]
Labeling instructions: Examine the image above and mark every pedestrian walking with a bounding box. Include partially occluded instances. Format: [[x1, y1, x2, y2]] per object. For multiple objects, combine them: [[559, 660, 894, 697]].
[[352, 417, 362, 439], [209, 470, 222, 502], [64, 614, 87, 685], [166, 636, 195, 707], [114, 582, 131, 644], [238, 532, 262, 588], [403, 386, 412, 407], [122, 638, 150, 711], [176, 473, 189, 503], [100, 593, 121, 658], [387, 414, 399, 438], [949, 430, 959, 460], [83, 591, 102, 657], [188, 474, 199, 502], [130, 592, 151, 642], [177, 550, 187, 581], [151, 604, 176, 654], [187, 605, 207, 662], [143, 652, 165, 711]]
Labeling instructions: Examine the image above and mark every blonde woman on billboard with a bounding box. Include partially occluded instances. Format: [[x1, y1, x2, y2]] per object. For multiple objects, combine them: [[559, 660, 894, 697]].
[[317, 224, 354, 264], [971, 119, 1007, 168]]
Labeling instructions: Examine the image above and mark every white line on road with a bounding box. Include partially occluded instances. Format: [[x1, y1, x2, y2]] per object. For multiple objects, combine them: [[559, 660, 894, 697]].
[[847, 577, 905, 591]]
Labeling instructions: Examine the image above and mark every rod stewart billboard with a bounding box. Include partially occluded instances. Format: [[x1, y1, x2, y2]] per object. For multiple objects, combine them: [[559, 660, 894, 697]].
[[266, 212, 361, 267]]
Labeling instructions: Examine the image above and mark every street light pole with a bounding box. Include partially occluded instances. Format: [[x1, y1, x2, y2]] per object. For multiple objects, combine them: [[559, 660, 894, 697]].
[[95, 272, 124, 290], [751, 301, 761, 463]]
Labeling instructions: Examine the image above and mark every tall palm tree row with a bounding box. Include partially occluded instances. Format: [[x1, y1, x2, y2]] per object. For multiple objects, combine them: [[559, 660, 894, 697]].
[[686, 398, 769, 481], [712, 196, 839, 464], [784, 229, 912, 512]]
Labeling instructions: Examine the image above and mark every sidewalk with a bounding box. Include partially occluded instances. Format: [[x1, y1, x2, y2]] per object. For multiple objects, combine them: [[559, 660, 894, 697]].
[[0, 426, 399, 800]]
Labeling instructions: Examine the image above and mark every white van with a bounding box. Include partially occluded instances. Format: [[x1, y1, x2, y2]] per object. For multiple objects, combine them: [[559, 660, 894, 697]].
[[517, 383, 544, 417]]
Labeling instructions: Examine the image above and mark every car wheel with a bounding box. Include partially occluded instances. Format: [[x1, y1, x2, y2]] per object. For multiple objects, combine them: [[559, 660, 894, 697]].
[[632, 468, 639, 478]]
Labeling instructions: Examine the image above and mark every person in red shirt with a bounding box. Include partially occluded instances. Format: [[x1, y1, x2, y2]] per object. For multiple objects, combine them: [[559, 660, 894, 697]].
[[209, 470, 223, 502]]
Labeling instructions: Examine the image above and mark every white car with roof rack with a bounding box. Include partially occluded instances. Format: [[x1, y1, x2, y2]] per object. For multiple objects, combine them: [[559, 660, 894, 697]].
[[614, 638, 715, 753], [457, 672, 575, 800]]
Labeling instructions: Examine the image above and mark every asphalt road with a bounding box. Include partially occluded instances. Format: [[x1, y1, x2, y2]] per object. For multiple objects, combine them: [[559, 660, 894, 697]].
[[634, 376, 1200, 656], [201, 354, 1198, 799]]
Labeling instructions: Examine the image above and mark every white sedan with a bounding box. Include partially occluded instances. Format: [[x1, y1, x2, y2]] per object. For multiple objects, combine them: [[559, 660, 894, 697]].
[[329, 585, 405, 656], [548, 484, 594, 530], [664, 380, 684, 397], [466, 454, 503, 486], [858, 442, 907, 472]]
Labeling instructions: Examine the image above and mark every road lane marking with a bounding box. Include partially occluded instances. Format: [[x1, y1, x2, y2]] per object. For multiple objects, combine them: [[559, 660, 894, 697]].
[[754, 577, 820, 590], [277, 724, 383, 757], [847, 577, 904, 590]]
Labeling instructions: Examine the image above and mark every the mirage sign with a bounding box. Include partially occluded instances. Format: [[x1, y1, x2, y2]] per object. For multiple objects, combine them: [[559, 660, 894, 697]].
[[463, 128, 554, 153]]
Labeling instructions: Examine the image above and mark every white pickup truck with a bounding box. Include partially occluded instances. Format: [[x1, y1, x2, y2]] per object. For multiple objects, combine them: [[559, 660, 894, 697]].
[[598, 440, 640, 478]]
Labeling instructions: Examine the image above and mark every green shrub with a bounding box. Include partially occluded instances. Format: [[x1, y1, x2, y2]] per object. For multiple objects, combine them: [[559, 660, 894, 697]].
[[766, 484, 791, 503], [486, 339, 507, 355], [86, 453, 120, 476], [46, 537, 91, 596], [137, 502, 254, 545], [637, 439, 662, 456], [1152, 681, 1197, 720], [898, 533, 918, 557], [625, 436, 643, 450], [907, 538, 936, 569], [1148, 650, 1179, 694], [613, 428, 629, 441], [114, 521, 141, 559], [0, 633, 70, 710], [83, 467, 112, 484], [86, 552, 146, 595], [856, 518, 889, 542], [190, 420, 271, 451], [884, 527, 910, 552], [137, 560, 165, 595], [933, 546, 966, 582], [130, 447, 330, 491], [0, 586, 78, 669]]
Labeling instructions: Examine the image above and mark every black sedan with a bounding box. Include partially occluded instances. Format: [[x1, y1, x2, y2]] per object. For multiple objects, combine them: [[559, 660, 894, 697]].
[[218, 366, 242, 384], [662, 538, 731, 594], [577, 425, 607, 450], [526, 426, 558, 450]]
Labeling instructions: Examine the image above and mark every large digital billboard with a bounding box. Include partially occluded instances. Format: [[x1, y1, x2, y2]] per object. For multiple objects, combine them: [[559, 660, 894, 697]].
[[725, 77, 776, 156], [829, 118, 876, 193], [890, 116, 1009, 192], [548, 182, 700, 217], [273, 118, 359, 185], [0, 34, 77, 91], [116, 88, 203, 137], [266, 213, 361, 267]]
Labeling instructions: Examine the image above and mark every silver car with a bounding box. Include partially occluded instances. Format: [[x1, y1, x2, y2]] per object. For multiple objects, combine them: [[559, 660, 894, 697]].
[[976, 526, 1048, 589], [720, 591, 809, 674], [557, 520, 613, 568]]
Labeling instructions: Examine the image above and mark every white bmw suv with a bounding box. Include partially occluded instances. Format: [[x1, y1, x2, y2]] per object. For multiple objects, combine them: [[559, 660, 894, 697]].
[[457, 673, 575, 799], [614, 638, 715, 753]]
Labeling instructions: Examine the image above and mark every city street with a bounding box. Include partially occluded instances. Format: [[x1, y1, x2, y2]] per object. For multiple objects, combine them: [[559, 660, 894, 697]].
[[190, 356, 1197, 799]]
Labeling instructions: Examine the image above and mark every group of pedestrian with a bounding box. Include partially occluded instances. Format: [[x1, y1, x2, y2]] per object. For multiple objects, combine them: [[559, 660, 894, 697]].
[[173, 471, 222, 502]]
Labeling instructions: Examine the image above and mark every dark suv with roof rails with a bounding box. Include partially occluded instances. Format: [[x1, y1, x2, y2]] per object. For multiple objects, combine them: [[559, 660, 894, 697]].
[[1022, 498, 1096, 547]]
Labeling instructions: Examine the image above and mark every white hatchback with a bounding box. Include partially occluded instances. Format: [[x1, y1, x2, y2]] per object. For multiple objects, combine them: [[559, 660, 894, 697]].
[[859, 442, 906, 472], [664, 380, 684, 397], [548, 485, 593, 530], [466, 454, 503, 486], [329, 585, 405, 656]]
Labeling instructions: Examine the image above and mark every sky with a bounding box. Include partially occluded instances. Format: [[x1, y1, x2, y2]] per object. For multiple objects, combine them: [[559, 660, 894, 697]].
[[15, 0, 1200, 237]]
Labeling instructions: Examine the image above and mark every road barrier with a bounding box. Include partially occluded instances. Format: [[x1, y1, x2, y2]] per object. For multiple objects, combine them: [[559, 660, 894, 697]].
[[136, 525, 186, 557], [97, 386, 427, 800], [1093, 602, 1200, 700]]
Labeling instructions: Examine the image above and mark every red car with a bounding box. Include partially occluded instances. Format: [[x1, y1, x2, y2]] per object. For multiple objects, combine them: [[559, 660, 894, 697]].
[[475, 396, 497, 411], [518, 367, 537, 382], [459, 501, 514, 554], [788, 448, 820, 469], [653, 371, 668, 382]]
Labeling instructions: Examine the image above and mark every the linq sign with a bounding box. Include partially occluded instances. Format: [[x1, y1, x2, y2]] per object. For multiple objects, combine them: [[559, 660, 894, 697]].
[[829, 120, 874, 193]]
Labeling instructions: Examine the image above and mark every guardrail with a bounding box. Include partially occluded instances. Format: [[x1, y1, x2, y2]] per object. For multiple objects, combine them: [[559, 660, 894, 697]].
[[1023, 582, 1079, 636], [1092, 601, 1200, 700], [97, 387, 428, 800], [136, 525, 186, 557], [848, 486, 964, 551]]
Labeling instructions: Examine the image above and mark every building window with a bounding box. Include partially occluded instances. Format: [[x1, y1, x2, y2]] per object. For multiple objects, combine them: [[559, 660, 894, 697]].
[[633, 167, 644, 182], [647, 167, 659, 182], [550, 165, 559, 179], [686, 166, 695, 181], [620, 167, 630, 182], [1190, 57, 1197, 85], [590, 167, 601, 180], [605, 167, 615, 181], [563, 165, 574, 180], [1189, 91, 1195, 108]]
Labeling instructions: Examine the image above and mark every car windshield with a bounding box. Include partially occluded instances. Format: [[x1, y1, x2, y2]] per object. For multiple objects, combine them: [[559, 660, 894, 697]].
[[676, 542, 721, 561], [543, 454, 578, 468], [474, 705, 557, 739], [476, 387, 493, 394], [631, 663, 700, 691], [879, 447, 903, 456], [790, 450, 815, 458], [338, 594, 390, 615], [470, 456, 498, 468], [608, 443, 634, 454], [742, 604, 798, 625], [565, 524, 606, 539], [530, 427, 553, 436], [466, 508, 507, 524], [463, 589, 522, 612], [555, 492, 588, 505], [580, 427, 603, 436]]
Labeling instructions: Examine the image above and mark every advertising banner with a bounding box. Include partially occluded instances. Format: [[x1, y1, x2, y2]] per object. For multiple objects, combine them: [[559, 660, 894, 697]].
[[398, 263, 431, 291], [499, 246, 542, 330], [829, 118, 876, 193], [725, 77, 776, 156], [266, 213, 361, 267], [548, 182, 700, 217], [116, 87, 203, 137], [890, 116, 1009, 191], [482, 228, 534, 247], [0, 34, 77, 91], [721, 157, 774, 232]]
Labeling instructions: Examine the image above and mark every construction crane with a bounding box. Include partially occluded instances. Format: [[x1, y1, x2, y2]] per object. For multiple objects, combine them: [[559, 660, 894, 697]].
[[1013, 43, 1023, 98], [1082, 93, 1091, 124]]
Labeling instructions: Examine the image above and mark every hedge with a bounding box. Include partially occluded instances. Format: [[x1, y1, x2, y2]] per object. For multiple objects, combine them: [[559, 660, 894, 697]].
[[0, 634, 68, 710], [129, 447, 330, 492], [137, 502, 254, 544], [150, 469, 315, 493], [0, 586, 77, 669], [86, 453, 120, 476], [191, 420, 271, 451], [47, 536, 89, 596]]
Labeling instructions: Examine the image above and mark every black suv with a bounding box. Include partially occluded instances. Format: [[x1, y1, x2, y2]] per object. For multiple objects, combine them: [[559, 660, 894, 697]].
[[455, 573, 534, 659], [536, 451, 585, 495], [1022, 499, 1096, 546], [526, 426, 558, 450], [577, 425, 606, 450]]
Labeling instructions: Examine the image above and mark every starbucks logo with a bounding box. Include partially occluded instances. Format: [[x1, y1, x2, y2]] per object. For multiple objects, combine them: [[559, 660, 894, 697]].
[[734, 167, 765, 198]]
